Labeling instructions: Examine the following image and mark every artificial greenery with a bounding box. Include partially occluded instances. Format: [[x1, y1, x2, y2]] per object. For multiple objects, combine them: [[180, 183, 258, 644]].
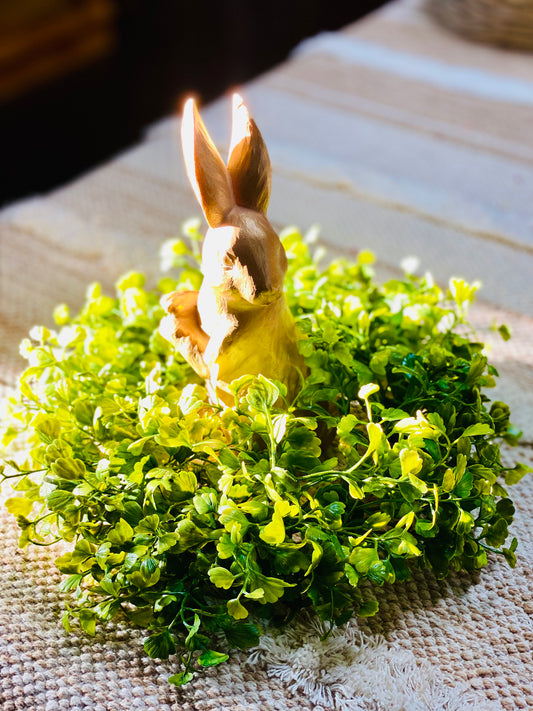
[[1, 220, 528, 685]]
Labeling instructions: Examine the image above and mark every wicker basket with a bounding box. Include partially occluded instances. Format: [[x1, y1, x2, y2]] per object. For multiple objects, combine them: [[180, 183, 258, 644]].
[[426, 0, 533, 50]]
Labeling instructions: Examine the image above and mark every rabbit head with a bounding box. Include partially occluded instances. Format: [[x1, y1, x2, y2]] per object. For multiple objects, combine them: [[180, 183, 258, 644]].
[[182, 94, 288, 316]]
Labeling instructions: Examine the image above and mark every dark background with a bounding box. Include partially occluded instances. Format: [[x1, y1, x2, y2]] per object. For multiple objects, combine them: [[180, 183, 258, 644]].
[[0, 0, 388, 207]]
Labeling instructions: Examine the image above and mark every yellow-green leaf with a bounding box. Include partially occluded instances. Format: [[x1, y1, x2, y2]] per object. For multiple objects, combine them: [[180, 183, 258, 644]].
[[395, 510, 415, 530], [227, 598, 249, 619], [367, 422, 384, 454], [347, 480, 364, 499], [5, 497, 33, 517], [304, 539, 323, 576], [442, 468, 455, 492], [400, 449, 423, 476], [461, 423, 493, 438], [259, 513, 285, 545], [198, 650, 229, 667], [107, 518, 134, 545], [51, 457, 86, 481], [253, 575, 295, 603], [243, 588, 265, 600], [359, 383, 379, 400], [208, 566, 236, 590]]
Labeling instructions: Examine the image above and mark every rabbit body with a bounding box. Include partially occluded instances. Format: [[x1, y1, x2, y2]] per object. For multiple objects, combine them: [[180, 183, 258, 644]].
[[159, 95, 305, 405]]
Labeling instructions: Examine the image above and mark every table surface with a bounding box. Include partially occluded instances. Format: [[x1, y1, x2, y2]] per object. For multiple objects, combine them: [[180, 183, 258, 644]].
[[1, 1, 532, 709]]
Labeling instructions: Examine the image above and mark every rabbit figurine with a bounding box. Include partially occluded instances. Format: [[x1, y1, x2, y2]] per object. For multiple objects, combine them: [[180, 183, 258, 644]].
[[159, 93, 306, 405]]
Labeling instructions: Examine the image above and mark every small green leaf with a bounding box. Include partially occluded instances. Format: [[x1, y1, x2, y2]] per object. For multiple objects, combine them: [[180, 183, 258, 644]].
[[136, 514, 160, 534], [5, 497, 33, 517], [185, 613, 201, 647], [51, 457, 86, 481], [387, 535, 422, 557], [396, 511, 415, 530], [79, 610, 96, 636], [126, 606, 154, 627], [115, 270, 145, 292], [173, 519, 208, 552], [454, 470, 473, 498], [272, 414, 289, 443], [143, 629, 176, 659], [442, 468, 455, 492], [61, 610, 71, 633], [345, 563, 359, 587], [173, 470, 198, 494], [154, 595, 177, 613], [497, 324, 511, 341], [400, 449, 423, 476], [216, 533, 235, 559], [304, 539, 323, 576], [399, 474, 428, 502], [380, 408, 409, 422], [246, 376, 280, 411], [505, 462, 531, 486], [359, 383, 379, 399], [456, 509, 475, 535], [99, 576, 120, 596], [108, 518, 134, 545], [350, 547, 379, 573], [415, 519, 436, 537], [259, 513, 285, 546], [461, 423, 493, 438], [34, 416, 61, 443], [168, 671, 194, 686], [243, 588, 265, 600], [367, 422, 386, 457], [208, 566, 236, 590], [227, 598, 249, 620], [366, 511, 391, 529], [348, 481, 364, 499], [358, 600, 379, 617], [47, 489, 75, 511], [331, 341, 353, 367], [59, 574, 83, 593], [369, 349, 389, 376], [224, 623, 261, 649], [129, 567, 161, 589], [218, 448, 240, 471], [252, 575, 294, 603], [502, 537, 518, 568], [485, 518, 509, 548], [156, 533, 179, 554], [502, 548, 516, 568], [197, 650, 229, 667], [337, 414, 358, 437], [140, 556, 158, 581]]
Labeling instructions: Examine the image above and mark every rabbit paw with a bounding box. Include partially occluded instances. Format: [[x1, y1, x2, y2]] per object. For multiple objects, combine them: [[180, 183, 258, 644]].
[[159, 291, 210, 378]]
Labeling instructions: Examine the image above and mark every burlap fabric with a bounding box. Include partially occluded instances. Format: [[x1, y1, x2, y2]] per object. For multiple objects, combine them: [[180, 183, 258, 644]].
[[1, 0, 532, 708]]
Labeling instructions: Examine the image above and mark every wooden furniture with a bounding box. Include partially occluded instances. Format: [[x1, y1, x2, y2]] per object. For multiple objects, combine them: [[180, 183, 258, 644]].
[[0, 0, 116, 104]]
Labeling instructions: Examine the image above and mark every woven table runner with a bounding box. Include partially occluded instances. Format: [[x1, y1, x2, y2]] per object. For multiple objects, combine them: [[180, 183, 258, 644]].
[[1, 0, 532, 708]]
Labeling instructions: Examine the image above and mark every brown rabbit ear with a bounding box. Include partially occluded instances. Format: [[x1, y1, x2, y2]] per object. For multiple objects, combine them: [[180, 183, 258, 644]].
[[227, 93, 271, 214], [181, 98, 236, 228]]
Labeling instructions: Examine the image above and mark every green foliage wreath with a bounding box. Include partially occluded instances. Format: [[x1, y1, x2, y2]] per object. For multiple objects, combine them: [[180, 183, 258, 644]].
[[1, 221, 528, 685]]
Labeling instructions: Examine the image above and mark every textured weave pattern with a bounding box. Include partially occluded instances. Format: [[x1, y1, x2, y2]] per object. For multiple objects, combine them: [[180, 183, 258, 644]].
[[1, 0, 533, 708]]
